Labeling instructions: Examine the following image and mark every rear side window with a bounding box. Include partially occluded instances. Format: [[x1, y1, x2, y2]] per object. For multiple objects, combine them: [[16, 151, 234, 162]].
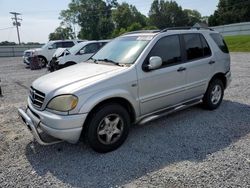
[[200, 35, 212, 57], [148, 35, 182, 67], [183, 34, 203, 61], [210, 33, 229, 53], [62, 41, 75, 48]]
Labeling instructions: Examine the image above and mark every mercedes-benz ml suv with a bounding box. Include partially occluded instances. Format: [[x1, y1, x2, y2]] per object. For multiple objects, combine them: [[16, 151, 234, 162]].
[[18, 28, 231, 153]]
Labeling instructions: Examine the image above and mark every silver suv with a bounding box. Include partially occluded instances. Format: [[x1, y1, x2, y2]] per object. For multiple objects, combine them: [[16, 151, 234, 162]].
[[18, 28, 231, 153]]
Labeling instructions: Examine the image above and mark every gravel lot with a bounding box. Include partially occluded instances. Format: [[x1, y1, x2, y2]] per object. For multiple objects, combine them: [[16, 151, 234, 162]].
[[0, 54, 250, 188]]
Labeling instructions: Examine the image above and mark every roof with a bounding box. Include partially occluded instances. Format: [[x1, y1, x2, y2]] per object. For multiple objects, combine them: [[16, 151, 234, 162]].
[[122, 26, 215, 37]]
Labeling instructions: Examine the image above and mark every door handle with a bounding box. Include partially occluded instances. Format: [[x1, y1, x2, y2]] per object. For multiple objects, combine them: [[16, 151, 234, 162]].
[[177, 67, 186, 72], [209, 61, 215, 65]]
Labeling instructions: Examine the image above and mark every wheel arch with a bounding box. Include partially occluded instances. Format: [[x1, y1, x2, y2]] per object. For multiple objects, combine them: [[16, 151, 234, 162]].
[[209, 72, 227, 89], [85, 97, 136, 125]]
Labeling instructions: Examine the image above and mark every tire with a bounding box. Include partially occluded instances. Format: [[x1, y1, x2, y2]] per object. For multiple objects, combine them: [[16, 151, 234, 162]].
[[202, 79, 224, 110], [87, 104, 130, 153], [38, 56, 47, 68]]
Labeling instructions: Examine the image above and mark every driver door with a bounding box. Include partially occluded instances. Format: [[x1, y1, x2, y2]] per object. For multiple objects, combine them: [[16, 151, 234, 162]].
[[137, 35, 187, 115]]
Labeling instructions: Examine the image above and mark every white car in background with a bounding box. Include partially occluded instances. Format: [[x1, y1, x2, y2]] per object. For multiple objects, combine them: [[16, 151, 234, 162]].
[[48, 40, 110, 71], [23, 40, 84, 67]]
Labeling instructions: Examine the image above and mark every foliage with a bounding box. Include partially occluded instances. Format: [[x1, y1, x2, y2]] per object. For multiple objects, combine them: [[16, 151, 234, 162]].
[[51, 0, 205, 40], [49, 26, 74, 40], [0, 41, 16, 46], [149, 0, 190, 29], [209, 0, 250, 26], [60, 0, 117, 40], [183, 9, 202, 26], [224, 35, 250, 52], [112, 2, 148, 36]]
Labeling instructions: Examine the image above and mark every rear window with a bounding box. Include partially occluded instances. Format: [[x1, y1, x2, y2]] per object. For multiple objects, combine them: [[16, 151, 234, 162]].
[[210, 33, 229, 53]]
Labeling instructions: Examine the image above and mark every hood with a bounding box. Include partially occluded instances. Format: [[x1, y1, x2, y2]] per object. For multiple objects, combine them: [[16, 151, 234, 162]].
[[32, 62, 126, 95], [53, 48, 67, 58]]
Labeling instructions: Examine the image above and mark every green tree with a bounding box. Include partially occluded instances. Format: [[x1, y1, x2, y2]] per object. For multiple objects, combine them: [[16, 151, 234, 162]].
[[183, 9, 202, 26], [0, 41, 16, 46], [49, 26, 74, 40], [209, 0, 250, 26], [112, 2, 148, 36], [60, 0, 117, 40], [149, 0, 189, 29]]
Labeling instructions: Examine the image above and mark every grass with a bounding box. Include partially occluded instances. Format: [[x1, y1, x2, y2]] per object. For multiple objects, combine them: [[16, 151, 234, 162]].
[[224, 35, 250, 52]]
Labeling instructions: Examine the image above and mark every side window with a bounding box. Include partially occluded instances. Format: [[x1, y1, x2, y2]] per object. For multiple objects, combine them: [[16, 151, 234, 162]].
[[200, 35, 212, 57], [148, 35, 182, 67], [81, 43, 100, 54], [210, 33, 229, 53], [62, 41, 74, 48], [52, 42, 62, 49], [183, 34, 203, 61]]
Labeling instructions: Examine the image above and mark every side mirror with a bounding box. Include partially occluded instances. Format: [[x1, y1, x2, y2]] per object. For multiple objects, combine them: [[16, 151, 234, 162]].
[[48, 46, 53, 50], [79, 49, 85, 54], [147, 56, 162, 70]]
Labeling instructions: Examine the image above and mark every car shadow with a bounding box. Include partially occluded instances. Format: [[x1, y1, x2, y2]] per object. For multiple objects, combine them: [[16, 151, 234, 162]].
[[25, 100, 250, 187]]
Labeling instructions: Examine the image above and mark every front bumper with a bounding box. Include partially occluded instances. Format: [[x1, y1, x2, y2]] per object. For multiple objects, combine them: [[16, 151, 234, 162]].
[[23, 56, 31, 65], [18, 103, 87, 145]]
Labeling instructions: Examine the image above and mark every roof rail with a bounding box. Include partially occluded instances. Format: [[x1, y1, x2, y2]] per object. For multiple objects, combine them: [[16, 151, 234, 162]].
[[122, 30, 160, 36], [160, 26, 214, 32]]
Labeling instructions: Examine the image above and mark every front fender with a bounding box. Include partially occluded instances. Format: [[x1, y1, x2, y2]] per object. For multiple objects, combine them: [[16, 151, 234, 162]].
[[78, 89, 140, 117]]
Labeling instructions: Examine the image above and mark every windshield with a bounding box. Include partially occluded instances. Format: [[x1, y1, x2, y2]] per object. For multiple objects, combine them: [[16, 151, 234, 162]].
[[92, 36, 152, 64], [69, 41, 88, 54]]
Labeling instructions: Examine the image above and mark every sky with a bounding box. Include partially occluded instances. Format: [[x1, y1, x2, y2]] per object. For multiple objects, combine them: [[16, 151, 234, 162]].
[[0, 0, 219, 43]]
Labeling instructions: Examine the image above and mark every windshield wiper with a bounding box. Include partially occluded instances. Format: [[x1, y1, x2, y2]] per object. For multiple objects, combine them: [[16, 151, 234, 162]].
[[96, 58, 121, 66]]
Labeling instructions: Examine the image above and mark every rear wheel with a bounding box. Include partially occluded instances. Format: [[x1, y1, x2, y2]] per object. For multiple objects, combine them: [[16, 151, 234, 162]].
[[202, 79, 224, 110], [87, 104, 130, 153]]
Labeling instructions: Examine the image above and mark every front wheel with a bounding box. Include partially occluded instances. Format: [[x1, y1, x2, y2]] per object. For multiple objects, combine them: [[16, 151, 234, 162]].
[[38, 57, 47, 68], [87, 104, 130, 153], [202, 79, 224, 110]]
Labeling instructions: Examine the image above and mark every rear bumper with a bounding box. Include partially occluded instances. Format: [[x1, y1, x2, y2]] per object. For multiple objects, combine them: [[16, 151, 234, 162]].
[[18, 103, 87, 145]]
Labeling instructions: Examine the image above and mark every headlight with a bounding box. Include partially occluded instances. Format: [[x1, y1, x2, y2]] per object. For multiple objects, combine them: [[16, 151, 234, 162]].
[[47, 95, 78, 112]]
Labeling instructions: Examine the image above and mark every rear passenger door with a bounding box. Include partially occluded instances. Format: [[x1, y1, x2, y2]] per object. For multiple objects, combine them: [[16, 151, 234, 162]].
[[138, 35, 187, 115], [182, 33, 213, 100]]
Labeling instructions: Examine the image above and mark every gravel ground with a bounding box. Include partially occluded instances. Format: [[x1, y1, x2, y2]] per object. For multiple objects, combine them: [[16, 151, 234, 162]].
[[0, 54, 250, 188]]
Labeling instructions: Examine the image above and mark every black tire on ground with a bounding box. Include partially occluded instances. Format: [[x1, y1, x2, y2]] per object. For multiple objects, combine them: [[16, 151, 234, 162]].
[[87, 104, 130, 153], [38, 56, 47, 68], [202, 79, 224, 110]]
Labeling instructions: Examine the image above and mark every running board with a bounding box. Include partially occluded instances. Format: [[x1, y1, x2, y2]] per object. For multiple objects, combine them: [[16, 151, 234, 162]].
[[138, 99, 201, 125]]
